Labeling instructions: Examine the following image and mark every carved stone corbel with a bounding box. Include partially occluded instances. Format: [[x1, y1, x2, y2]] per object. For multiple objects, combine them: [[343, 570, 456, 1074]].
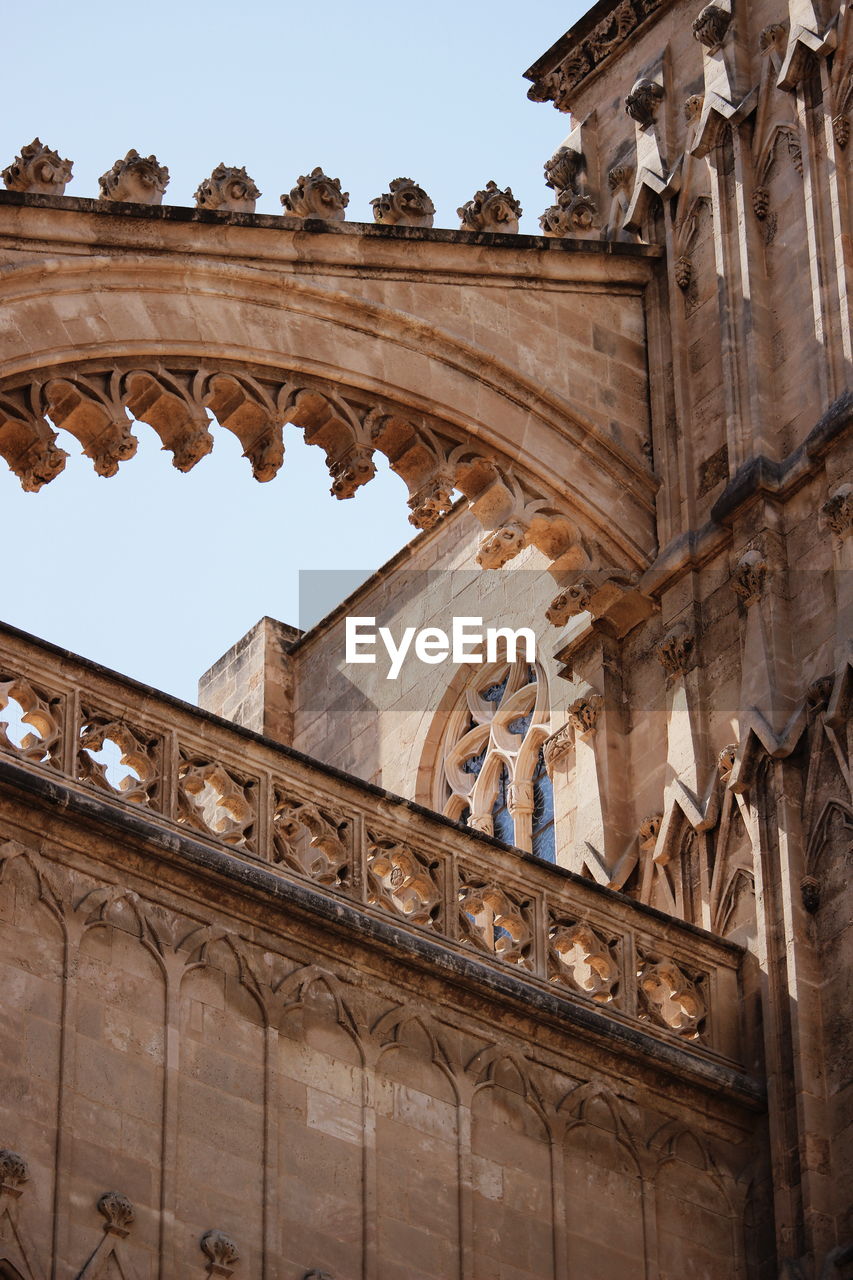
[[623, 70, 677, 235]]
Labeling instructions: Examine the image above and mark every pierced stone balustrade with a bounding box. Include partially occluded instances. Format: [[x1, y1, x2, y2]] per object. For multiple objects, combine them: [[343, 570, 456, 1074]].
[[0, 621, 748, 1082]]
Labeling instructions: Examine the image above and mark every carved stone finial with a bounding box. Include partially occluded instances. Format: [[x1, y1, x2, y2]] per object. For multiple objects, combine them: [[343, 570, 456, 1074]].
[[458, 181, 522, 234], [475, 520, 528, 568], [833, 115, 850, 149], [546, 577, 594, 626], [0, 1149, 29, 1195], [655, 623, 695, 678], [539, 191, 599, 237], [98, 1191, 135, 1235], [568, 693, 603, 735], [3, 138, 73, 195], [624, 79, 664, 127], [692, 3, 731, 49], [822, 484, 853, 538], [280, 168, 349, 220], [194, 164, 260, 214], [543, 145, 583, 194], [732, 548, 768, 605], [371, 177, 435, 227], [201, 1229, 240, 1276], [98, 151, 169, 205], [752, 186, 770, 219], [639, 813, 662, 849]]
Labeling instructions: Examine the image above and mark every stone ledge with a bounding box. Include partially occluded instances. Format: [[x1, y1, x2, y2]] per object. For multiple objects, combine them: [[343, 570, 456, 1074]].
[[0, 754, 763, 1108], [0, 188, 663, 258]]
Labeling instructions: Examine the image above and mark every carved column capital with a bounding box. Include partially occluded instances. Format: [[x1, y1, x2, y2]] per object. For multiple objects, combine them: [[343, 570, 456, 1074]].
[[822, 484, 853, 539], [655, 623, 696, 678], [732, 549, 768, 605], [508, 780, 534, 816]]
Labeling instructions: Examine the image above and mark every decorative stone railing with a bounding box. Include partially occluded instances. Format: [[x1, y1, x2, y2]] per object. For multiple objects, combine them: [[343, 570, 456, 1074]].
[[0, 621, 747, 1076]]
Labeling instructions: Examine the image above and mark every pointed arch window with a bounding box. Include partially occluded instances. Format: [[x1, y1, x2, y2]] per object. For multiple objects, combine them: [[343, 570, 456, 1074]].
[[434, 659, 555, 859]]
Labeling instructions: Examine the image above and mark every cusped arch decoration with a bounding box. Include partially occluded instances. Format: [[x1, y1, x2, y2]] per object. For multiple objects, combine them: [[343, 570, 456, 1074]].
[[0, 248, 657, 576]]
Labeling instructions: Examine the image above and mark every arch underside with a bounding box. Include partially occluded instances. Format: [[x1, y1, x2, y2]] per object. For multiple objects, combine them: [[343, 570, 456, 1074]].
[[0, 255, 658, 575]]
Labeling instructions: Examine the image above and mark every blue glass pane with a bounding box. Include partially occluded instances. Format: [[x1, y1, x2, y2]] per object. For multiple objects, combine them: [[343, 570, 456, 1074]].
[[482, 672, 509, 703], [463, 748, 486, 775], [491, 766, 514, 844], [507, 711, 532, 736], [532, 751, 556, 863]]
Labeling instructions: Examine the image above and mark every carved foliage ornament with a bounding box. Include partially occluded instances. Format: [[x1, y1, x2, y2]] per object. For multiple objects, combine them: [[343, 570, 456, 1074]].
[[3, 137, 73, 195], [543, 145, 583, 194], [732, 548, 768, 605], [539, 192, 599, 237], [98, 150, 169, 204], [568, 692, 602, 735], [195, 164, 260, 214], [201, 1230, 240, 1276], [98, 1191, 135, 1235], [624, 78, 664, 127], [655, 623, 695, 677], [526, 0, 658, 108], [0, 1149, 28, 1194], [542, 723, 572, 776], [371, 177, 435, 227], [692, 3, 731, 50], [546, 576, 594, 626], [458, 181, 522, 234], [280, 168, 349, 219], [822, 484, 853, 538]]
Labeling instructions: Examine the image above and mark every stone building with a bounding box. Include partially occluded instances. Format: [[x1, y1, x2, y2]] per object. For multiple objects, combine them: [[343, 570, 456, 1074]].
[[0, 0, 850, 1274]]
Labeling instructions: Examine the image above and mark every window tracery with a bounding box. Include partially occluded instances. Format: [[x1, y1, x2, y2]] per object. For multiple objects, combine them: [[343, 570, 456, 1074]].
[[435, 660, 554, 860]]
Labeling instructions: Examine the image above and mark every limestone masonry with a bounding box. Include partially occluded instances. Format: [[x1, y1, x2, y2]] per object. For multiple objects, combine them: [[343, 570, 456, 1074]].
[[0, 0, 851, 1276]]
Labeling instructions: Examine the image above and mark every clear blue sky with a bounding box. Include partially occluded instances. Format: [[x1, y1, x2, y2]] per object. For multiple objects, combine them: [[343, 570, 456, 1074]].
[[1, 0, 583, 702]]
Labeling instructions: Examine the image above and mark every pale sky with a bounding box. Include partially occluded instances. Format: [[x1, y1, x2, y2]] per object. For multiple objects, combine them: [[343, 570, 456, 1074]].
[[1, 0, 584, 702]]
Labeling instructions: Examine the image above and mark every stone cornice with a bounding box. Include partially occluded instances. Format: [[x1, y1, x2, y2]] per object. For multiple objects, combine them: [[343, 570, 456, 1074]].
[[523, 0, 679, 112]]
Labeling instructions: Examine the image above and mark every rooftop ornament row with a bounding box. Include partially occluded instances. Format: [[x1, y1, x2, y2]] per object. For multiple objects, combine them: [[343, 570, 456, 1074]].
[[1, 139, 598, 238]]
